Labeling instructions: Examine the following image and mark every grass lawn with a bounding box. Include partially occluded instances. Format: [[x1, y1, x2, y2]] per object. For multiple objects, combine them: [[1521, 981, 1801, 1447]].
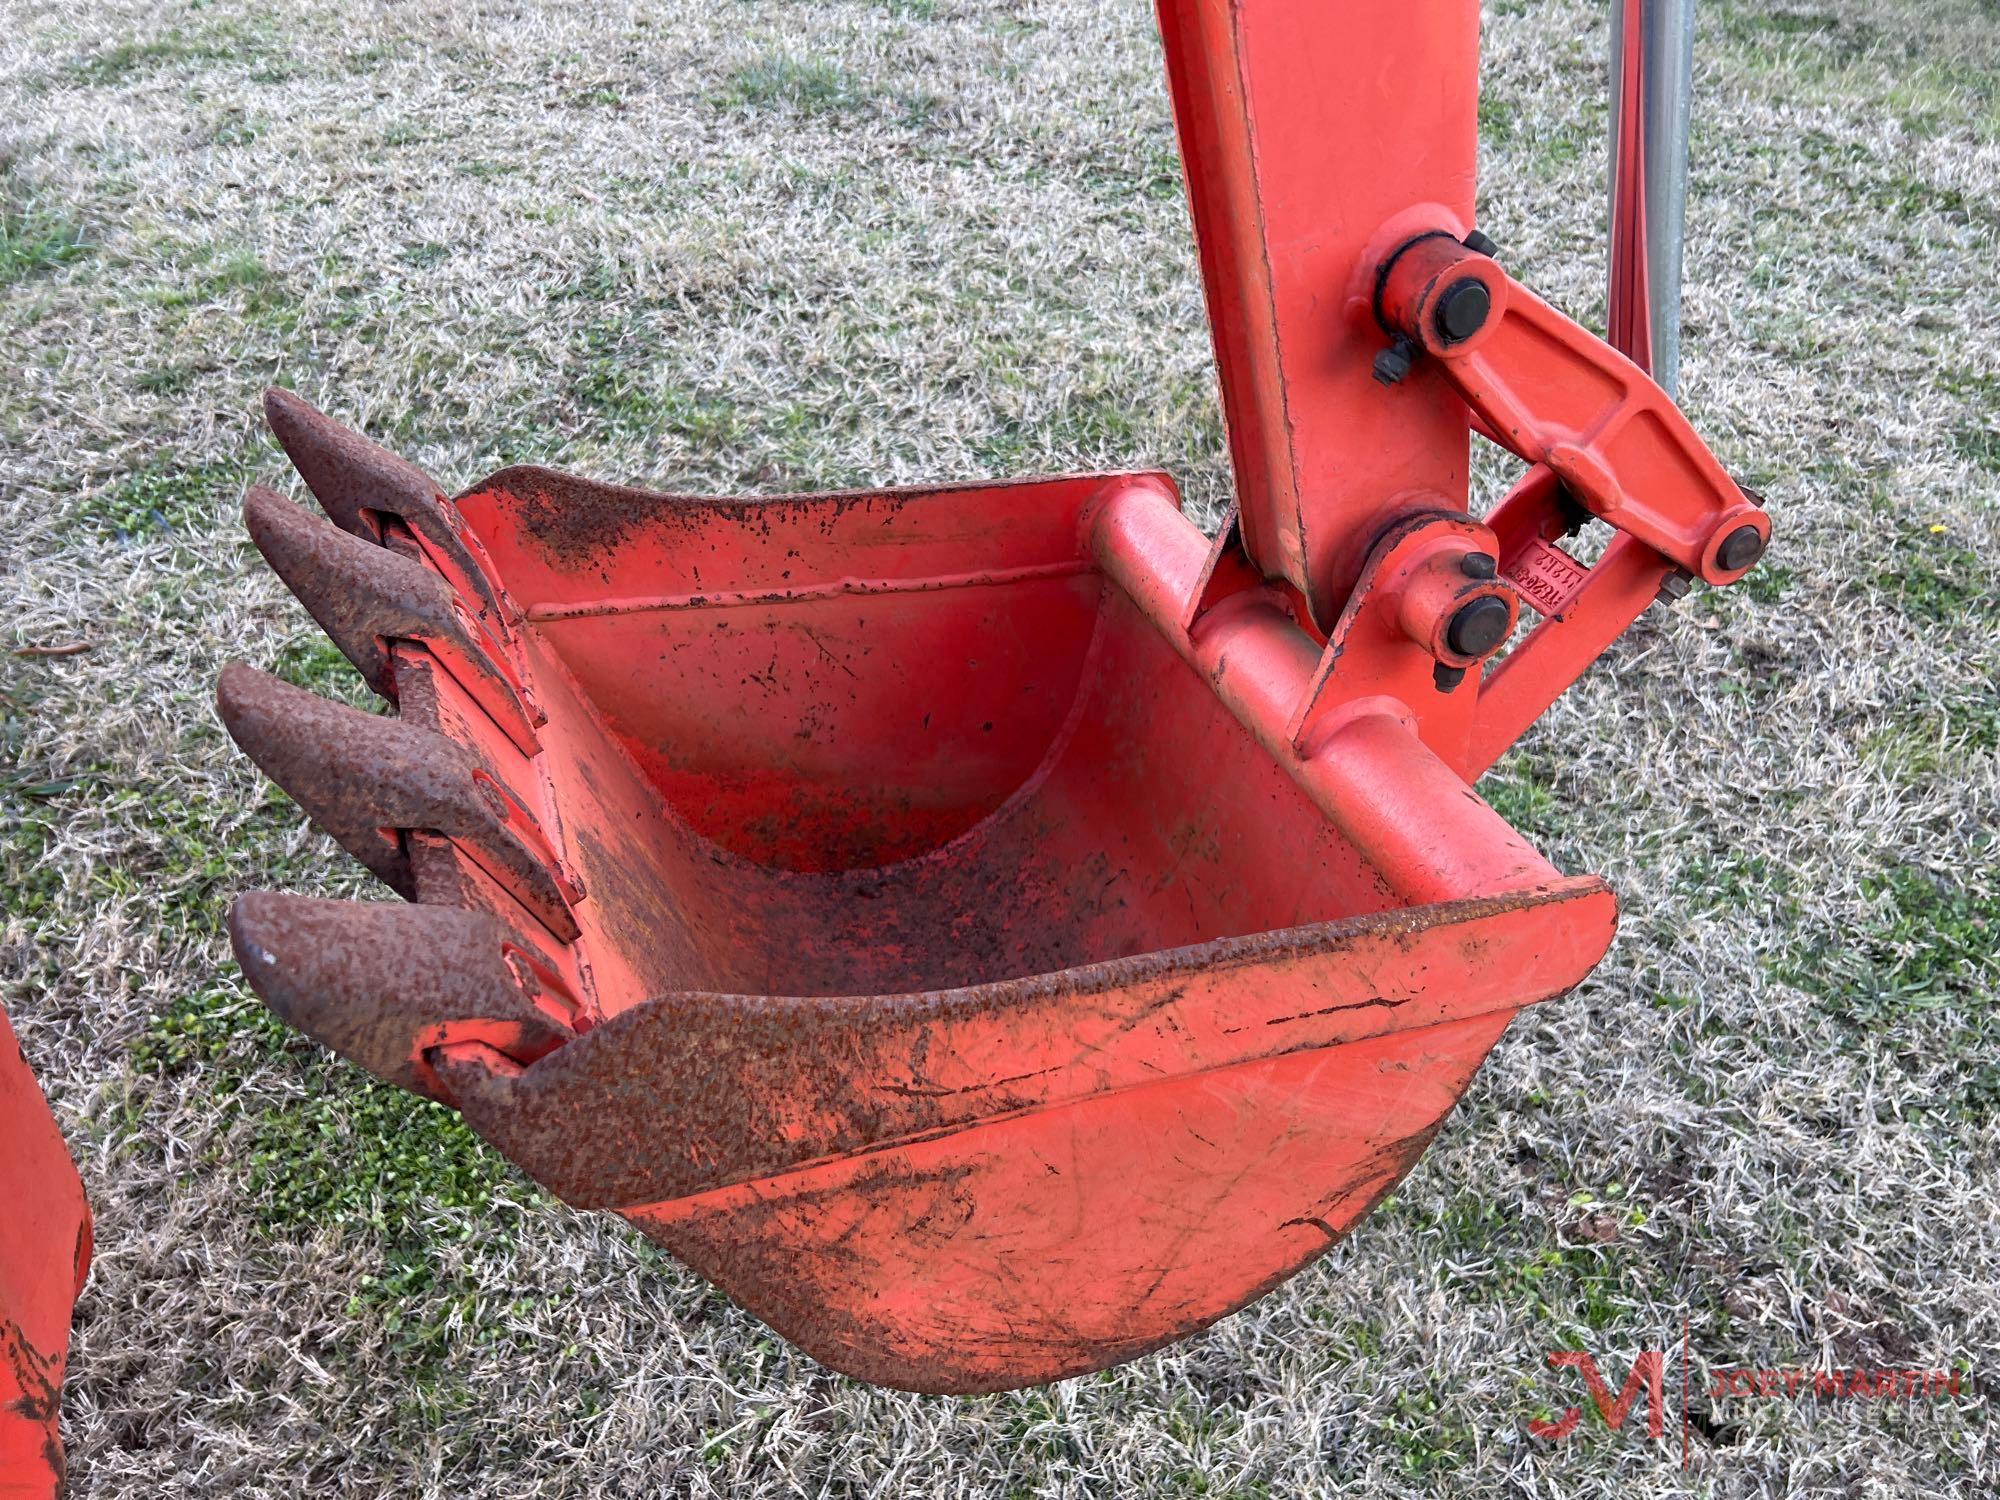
[[1, 0, 1995, 1493]]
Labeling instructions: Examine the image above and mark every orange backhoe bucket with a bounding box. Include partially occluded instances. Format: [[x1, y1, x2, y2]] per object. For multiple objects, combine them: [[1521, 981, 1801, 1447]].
[[217, 0, 1766, 1394]]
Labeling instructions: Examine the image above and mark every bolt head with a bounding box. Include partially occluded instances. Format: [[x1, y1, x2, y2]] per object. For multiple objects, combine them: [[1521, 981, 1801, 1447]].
[[1459, 552, 1498, 580], [1372, 344, 1412, 386], [1446, 594, 1511, 657], [1462, 229, 1500, 258], [1717, 524, 1766, 573], [1435, 278, 1492, 344]]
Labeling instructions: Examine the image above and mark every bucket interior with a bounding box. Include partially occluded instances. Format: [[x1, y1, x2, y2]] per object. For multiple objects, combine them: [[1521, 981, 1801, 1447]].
[[457, 470, 1402, 1005]]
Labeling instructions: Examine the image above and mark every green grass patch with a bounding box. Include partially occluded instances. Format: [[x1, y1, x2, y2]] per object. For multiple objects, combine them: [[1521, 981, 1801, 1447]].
[[453, 158, 519, 182], [1678, 848, 1795, 917], [1478, 96, 1518, 145], [0, 192, 89, 287], [0, 735, 67, 926], [2, 675, 105, 925], [1480, 752, 1561, 840], [150, 246, 293, 323], [5, 711, 298, 943], [206, 110, 265, 148], [1802, 867, 1999, 1012], [1722, 7, 1880, 55], [135, 361, 201, 396], [270, 632, 378, 706], [3, 814, 64, 922], [380, 120, 429, 148], [572, 315, 745, 444], [397, 241, 451, 270], [115, 634, 524, 1351], [72, 454, 244, 539], [1382, 1387, 1477, 1478], [67, 35, 215, 86], [1781, 863, 2000, 1120], [1885, 65, 2000, 142], [88, 773, 331, 942], [1532, 129, 1587, 175], [132, 983, 294, 1078], [135, 976, 521, 1315], [341, 42, 399, 76], [249, 1073, 511, 1236], [1952, 418, 2000, 473], [1054, 137, 1185, 209], [1391, 1189, 1651, 1335], [1870, 172, 1978, 227], [721, 55, 869, 117], [551, 259, 621, 302], [1942, 367, 2000, 471], [1737, 560, 1796, 606], [1863, 683, 2000, 782], [64, 22, 284, 87], [1011, 389, 1144, 463], [91, 786, 249, 931], [1870, 526, 1992, 625], [1475, 92, 1594, 180], [1715, 7, 2000, 139]]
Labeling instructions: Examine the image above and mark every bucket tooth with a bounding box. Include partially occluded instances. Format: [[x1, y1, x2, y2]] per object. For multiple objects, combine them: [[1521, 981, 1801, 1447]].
[[227, 890, 575, 1100], [216, 664, 582, 941], [243, 486, 542, 754], [262, 388, 505, 620]]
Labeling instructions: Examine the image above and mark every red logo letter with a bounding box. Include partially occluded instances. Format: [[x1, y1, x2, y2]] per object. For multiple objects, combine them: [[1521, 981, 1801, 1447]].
[[1530, 1349, 1666, 1440]]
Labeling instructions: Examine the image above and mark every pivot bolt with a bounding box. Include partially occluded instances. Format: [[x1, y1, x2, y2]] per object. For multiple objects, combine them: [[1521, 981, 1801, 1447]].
[[1434, 278, 1492, 345], [1373, 336, 1417, 386], [1462, 229, 1500, 258], [1717, 524, 1766, 572], [1445, 595, 1511, 657]]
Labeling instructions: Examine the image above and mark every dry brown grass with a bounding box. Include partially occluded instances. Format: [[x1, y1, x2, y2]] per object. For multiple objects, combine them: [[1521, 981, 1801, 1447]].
[[2, 0, 1996, 1494]]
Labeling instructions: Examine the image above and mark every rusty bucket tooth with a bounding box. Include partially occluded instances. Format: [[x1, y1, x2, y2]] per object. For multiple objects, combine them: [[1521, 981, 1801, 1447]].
[[242, 486, 540, 753], [243, 483, 454, 698], [228, 890, 574, 1099], [215, 663, 580, 940], [261, 387, 504, 619]]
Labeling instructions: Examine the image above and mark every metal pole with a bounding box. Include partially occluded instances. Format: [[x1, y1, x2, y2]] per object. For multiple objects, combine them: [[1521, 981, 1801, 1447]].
[[1608, 0, 1696, 394]]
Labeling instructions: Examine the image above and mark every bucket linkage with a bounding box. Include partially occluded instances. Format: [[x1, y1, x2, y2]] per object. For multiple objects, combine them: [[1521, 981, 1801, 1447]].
[[218, 0, 1766, 1393]]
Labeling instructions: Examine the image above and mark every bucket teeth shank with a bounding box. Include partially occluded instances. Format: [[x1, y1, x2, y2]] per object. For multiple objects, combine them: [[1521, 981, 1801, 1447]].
[[227, 891, 575, 1099], [216, 664, 581, 941], [243, 486, 542, 754], [262, 387, 506, 620]]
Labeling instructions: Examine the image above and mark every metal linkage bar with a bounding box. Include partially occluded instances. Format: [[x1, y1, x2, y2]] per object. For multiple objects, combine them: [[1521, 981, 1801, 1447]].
[[1155, 0, 1484, 630]]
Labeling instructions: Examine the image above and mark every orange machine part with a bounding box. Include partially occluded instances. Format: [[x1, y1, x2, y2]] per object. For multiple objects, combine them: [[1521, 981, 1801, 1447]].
[[0, 1008, 90, 1499]]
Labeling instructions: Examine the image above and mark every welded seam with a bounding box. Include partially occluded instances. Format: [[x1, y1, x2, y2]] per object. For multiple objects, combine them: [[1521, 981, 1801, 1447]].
[[522, 559, 1093, 621]]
